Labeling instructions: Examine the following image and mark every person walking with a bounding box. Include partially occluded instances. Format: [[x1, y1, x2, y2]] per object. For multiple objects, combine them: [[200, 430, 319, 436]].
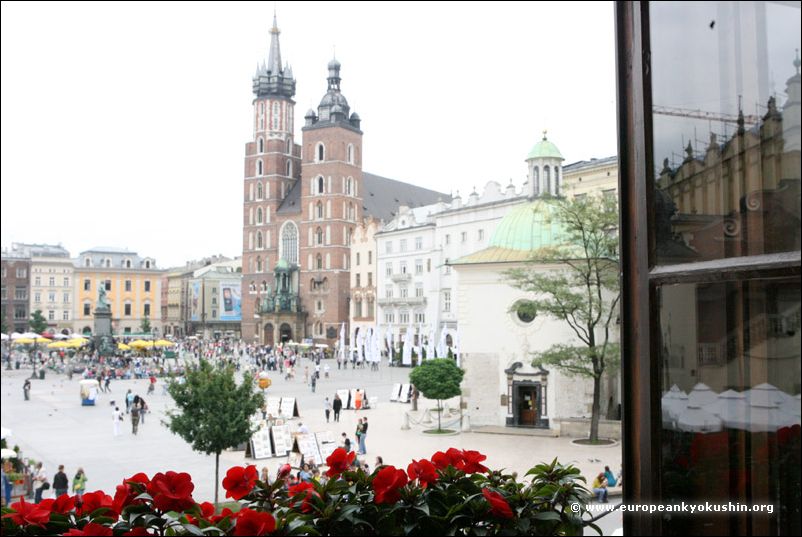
[[72, 468, 87, 504], [333, 393, 342, 422], [125, 389, 134, 414], [137, 397, 148, 425], [354, 389, 363, 411], [310, 373, 317, 393], [33, 462, 48, 504], [113, 406, 123, 437], [324, 397, 332, 423], [53, 465, 69, 498], [23, 379, 31, 401], [104, 375, 111, 393], [340, 432, 351, 453], [355, 419, 365, 455], [359, 417, 368, 455]]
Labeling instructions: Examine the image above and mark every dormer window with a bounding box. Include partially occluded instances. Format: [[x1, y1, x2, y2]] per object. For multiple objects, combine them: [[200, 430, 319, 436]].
[[144, 260, 152, 269], [84, 258, 91, 267], [124, 259, 132, 269], [104, 258, 112, 268]]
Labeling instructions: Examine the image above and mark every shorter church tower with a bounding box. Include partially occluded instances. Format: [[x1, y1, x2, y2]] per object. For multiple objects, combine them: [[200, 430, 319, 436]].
[[525, 131, 565, 198]]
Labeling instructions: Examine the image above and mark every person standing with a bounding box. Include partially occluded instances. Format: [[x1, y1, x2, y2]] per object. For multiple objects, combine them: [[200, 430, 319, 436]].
[[333, 393, 342, 422], [354, 389, 363, 411], [53, 465, 69, 498], [23, 379, 31, 401], [355, 419, 364, 455], [112, 406, 123, 437], [324, 397, 332, 423], [33, 462, 48, 504], [104, 375, 111, 393], [137, 397, 148, 425], [359, 417, 368, 455], [310, 373, 317, 393], [2, 460, 13, 507], [72, 468, 87, 504]]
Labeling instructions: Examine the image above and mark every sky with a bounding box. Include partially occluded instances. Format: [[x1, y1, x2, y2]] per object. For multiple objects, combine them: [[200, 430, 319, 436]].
[[1, 1, 618, 268]]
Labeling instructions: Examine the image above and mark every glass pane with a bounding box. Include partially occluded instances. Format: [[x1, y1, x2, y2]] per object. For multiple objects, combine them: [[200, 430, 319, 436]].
[[650, 1, 801, 265], [658, 277, 801, 535]]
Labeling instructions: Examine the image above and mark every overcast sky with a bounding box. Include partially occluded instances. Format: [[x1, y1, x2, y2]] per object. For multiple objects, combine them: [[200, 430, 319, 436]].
[[1, 1, 617, 268]]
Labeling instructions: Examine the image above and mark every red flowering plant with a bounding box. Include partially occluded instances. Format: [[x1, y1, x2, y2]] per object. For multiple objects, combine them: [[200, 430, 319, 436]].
[[1, 450, 594, 536]]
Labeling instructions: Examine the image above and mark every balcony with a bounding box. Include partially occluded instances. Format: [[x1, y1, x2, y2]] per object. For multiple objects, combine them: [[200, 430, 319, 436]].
[[378, 296, 426, 307], [391, 272, 411, 283]]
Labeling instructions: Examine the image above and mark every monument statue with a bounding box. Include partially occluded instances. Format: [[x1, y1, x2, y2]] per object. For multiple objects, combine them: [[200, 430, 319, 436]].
[[97, 284, 110, 311]]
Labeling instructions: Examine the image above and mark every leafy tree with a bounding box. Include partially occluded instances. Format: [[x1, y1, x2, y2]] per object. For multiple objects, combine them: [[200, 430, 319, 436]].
[[28, 309, 48, 334], [140, 315, 151, 334], [1, 310, 8, 334], [164, 359, 264, 504], [409, 358, 464, 431], [505, 194, 620, 442]]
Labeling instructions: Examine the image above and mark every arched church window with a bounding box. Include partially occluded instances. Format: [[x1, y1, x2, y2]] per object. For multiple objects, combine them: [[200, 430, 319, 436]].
[[544, 166, 551, 195], [316, 227, 323, 245], [286, 138, 292, 154], [256, 232, 263, 249], [317, 176, 325, 194], [257, 182, 263, 200], [316, 143, 325, 162], [257, 160, 263, 176], [279, 222, 298, 264], [346, 177, 353, 196], [258, 138, 264, 153], [257, 208, 263, 225], [316, 254, 323, 270], [316, 202, 323, 220], [554, 167, 560, 196], [256, 256, 262, 272], [533, 167, 540, 196], [286, 160, 292, 177], [347, 144, 354, 164]]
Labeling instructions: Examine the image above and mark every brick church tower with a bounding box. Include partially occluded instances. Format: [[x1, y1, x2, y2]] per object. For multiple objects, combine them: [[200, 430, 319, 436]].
[[300, 58, 363, 342], [241, 14, 302, 343]]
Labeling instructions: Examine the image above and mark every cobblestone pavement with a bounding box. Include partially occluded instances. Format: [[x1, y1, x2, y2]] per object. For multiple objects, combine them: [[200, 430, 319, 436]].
[[1, 358, 621, 533]]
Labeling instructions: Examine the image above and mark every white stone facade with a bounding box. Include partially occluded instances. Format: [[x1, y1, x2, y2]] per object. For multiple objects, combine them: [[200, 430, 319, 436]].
[[29, 256, 75, 333]]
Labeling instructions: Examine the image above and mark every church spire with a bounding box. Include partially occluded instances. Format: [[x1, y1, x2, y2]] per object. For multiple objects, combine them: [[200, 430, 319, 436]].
[[267, 11, 282, 75], [253, 12, 295, 98]]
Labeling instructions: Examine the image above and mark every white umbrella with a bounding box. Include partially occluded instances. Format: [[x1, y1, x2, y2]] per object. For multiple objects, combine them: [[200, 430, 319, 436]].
[[661, 385, 686, 426], [703, 390, 750, 426], [1, 448, 17, 459], [0, 333, 8, 341], [0, 426, 11, 439], [17, 332, 42, 339], [730, 384, 798, 432], [52, 333, 70, 340], [784, 394, 802, 421], [402, 326, 413, 366], [688, 383, 718, 408], [676, 403, 723, 433]]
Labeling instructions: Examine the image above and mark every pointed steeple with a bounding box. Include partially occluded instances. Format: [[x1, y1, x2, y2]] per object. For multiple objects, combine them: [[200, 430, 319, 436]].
[[252, 12, 295, 98], [267, 11, 282, 75]]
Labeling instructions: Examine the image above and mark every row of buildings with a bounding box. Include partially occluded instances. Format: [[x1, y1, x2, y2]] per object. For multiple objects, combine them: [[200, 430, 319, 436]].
[[0, 245, 242, 339]]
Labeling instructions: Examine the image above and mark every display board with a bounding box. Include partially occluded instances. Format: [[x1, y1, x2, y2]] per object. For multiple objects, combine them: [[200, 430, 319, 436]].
[[250, 428, 273, 459], [315, 430, 337, 463], [293, 433, 323, 466], [390, 383, 401, 401], [399, 384, 412, 403], [349, 389, 359, 409], [280, 397, 299, 418], [336, 389, 351, 409], [265, 397, 281, 418], [270, 424, 293, 456]]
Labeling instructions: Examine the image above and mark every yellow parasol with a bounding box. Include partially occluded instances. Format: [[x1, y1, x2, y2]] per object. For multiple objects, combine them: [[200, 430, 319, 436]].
[[15, 337, 51, 344], [153, 339, 176, 347], [47, 341, 72, 349], [129, 340, 154, 349], [117, 343, 132, 351]]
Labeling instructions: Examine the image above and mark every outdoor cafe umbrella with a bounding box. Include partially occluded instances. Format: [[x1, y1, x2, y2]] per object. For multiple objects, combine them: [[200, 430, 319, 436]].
[[47, 341, 72, 349], [129, 340, 154, 349], [117, 343, 132, 351], [153, 339, 176, 347], [15, 337, 50, 344], [1, 448, 17, 459], [0, 333, 8, 341], [66, 338, 88, 348]]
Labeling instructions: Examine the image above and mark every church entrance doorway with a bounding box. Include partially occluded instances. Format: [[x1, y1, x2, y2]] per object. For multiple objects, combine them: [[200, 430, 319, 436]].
[[279, 323, 292, 343], [513, 381, 543, 427]]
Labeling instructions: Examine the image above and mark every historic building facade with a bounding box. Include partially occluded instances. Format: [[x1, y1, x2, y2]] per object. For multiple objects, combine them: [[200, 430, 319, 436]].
[[240, 16, 446, 346]]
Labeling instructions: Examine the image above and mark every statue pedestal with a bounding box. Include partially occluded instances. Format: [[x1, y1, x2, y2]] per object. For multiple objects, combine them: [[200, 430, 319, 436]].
[[94, 308, 113, 356]]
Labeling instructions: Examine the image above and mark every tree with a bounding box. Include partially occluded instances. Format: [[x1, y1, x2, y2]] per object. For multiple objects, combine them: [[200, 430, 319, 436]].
[[164, 359, 264, 505], [140, 315, 151, 334], [409, 358, 464, 431], [505, 194, 620, 442], [28, 309, 48, 334], [1, 310, 8, 334]]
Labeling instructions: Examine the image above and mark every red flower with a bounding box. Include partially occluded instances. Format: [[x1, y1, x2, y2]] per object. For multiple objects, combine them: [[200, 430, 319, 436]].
[[432, 447, 465, 470], [289, 481, 320, 513], [1, 496, 51, 527], [482, 488, 513, 519], [76, 491, 116, 517], [185, 501, 216, 526], [407, 459, 438, 488], [39, 493, 76, 514], [233, 508, 276, 536], [210, 507, 236, 525], [113, 472, 151, 513], [372, 465, 408, 504], [147, 471, 195, 513], [223, 465, 258, 500], [63, 522, 114, 536], [778, 424, 801, 445], [461, 450, 489, 473], [326, 447, 356, 477]]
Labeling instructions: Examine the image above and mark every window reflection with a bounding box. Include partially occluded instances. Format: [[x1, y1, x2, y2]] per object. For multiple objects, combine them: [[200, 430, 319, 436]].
[[651, 1, 801, 265], [659, 278, 801, 535]]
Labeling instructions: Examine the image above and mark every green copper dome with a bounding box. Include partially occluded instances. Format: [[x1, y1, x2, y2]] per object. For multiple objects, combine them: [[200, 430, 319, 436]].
[[490, 199, 567, 252], [526, 133, 564, 160]]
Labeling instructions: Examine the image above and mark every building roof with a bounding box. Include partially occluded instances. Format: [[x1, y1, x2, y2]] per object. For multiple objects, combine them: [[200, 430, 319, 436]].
[[452, 198, 569, 266], [562, 155, 618, 172], [276, 172, 449, 219], [526, 134, 564, 161], [362, 172, 450, 221]]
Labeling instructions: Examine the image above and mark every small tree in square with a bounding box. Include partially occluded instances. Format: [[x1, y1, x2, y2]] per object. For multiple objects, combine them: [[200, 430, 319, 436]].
[[409, 358, 464, 432], [164, 359, 264, 505], [140, 315, 151, 334], [28, 309, 48, 334]]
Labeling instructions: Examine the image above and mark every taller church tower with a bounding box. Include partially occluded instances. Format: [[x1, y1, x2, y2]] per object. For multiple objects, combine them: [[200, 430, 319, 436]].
[[242, 14, 302, 342], [300, 59, 363, 341]]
